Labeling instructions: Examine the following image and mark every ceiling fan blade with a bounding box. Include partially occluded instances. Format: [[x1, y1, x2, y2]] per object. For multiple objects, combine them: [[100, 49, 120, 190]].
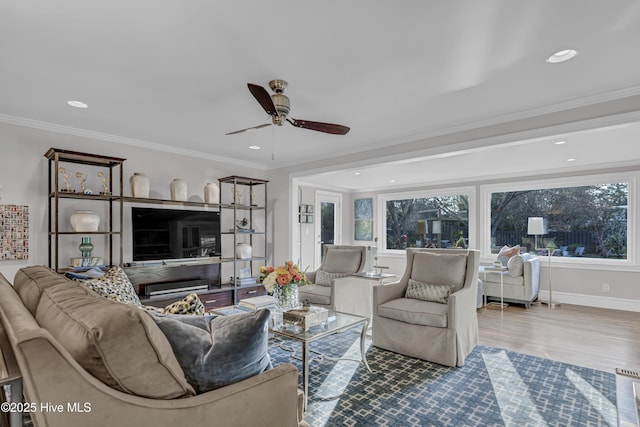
[[247, 83, 278, 116], [225, 123, 272, 135], [287, 118, 350, 135]]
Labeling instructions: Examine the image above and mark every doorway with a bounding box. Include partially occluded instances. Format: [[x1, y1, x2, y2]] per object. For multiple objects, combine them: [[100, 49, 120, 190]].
[[315, 191, 342, 268]]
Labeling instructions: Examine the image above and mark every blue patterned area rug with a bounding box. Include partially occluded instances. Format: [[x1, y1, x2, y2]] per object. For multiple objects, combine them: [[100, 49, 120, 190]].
[[268, 330, 617, 427]]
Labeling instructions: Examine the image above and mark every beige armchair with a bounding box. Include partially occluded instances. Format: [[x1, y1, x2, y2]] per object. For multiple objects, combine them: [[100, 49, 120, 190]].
[[372, 248, 480, 367], [297, 245, 367, 309]]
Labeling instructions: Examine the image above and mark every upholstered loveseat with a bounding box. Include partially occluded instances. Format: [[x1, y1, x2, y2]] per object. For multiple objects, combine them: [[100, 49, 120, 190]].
[[0, 266, 307, 427], [481, 253, 540, 308]]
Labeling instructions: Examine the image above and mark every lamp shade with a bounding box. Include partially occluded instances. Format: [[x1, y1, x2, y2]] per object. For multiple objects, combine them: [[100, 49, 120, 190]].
[[416, 220, 427, 235], [527, 217, 548, 235], [432, 220, 442, 234]]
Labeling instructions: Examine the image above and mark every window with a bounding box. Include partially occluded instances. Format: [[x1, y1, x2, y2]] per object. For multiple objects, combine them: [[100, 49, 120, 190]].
[[380, 188, 473, 252], [489, 181, 630, 260]]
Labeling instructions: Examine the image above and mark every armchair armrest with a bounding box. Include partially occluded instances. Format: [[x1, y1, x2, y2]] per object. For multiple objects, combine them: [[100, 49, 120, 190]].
[[447, 284, 476, 330], [372, 280, 404, 314]]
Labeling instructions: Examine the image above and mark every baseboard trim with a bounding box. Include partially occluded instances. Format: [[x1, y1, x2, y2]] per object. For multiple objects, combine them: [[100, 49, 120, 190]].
[[538, 290, 640, 312]]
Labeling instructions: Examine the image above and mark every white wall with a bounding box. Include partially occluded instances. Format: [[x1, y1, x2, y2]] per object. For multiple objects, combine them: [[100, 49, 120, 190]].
[[0, 122, 265, 281]]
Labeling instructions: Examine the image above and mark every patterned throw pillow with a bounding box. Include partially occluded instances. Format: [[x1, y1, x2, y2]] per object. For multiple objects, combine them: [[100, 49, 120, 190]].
[[315, 269, 350, 286], [83, 266, 142, 306], [496, 245, 520, 266], [405, 278, 454, 304], [162, 293, 205, 315]]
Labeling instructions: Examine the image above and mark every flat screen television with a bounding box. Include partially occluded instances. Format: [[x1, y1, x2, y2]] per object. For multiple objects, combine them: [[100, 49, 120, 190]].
[[132, 207, 221, 262]]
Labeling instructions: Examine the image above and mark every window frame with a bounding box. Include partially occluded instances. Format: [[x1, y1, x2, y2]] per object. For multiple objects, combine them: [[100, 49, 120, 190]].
[[378, 186, 476, 256], [479, 172, 637, 268]]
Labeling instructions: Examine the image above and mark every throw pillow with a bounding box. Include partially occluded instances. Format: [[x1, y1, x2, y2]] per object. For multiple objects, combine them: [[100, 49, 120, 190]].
[[162, 292, 205, 315], [405, 278, 454, 304], [148, 309, 272, 393], [497, 245, 520, 266], [36, 284, 195, 399], [83, 266, 142, 306], [315, 269, 350, 286], [507, 254, 525, 277]]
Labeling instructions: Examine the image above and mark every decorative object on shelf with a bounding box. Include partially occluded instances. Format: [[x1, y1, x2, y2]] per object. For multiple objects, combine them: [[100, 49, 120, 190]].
[[231, 188, 243, 205], [58, 167, 72, 192], [96, 171, 110, 195], [236, 217, 254, 232], [204, 182, 220, 204], [70, 210, 100, 232], [235, 242, 253, 259], [261, 261, 307, 310], [130, 172, 150, 198], [170, 178, 187, 201], [75, 172, 92, 194], [78, 237, 94, 258]]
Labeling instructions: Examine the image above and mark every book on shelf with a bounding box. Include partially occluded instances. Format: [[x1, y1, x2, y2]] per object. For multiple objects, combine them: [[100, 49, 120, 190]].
[[233, 277, 259, 286], [238, 295, 277, 310]]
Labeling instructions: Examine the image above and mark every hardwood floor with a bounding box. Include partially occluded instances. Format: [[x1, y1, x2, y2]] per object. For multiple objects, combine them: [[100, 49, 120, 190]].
[[477, 301, 640, 374]]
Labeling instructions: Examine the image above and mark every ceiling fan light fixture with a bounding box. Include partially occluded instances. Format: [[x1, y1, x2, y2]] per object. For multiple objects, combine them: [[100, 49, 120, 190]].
[[546, 49, 578, 63], [67, 100, 88, 108]]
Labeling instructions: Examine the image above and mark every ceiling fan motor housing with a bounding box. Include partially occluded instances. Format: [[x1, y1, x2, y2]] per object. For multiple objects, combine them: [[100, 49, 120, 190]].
[[271, 93, 290, 125]]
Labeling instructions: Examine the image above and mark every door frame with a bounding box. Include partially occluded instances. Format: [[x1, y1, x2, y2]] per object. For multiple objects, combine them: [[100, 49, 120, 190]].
[[314, 190, 342, 268]]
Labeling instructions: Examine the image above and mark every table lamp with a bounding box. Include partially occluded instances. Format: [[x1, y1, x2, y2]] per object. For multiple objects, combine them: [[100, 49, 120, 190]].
[[416, 220, 427, 248]]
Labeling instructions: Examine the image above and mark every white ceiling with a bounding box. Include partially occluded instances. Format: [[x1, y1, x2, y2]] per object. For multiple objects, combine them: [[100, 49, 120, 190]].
[[2, 1, 640, 187]]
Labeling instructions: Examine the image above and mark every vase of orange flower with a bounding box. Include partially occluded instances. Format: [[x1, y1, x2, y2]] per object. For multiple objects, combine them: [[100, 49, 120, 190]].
[[260, 261, 307, 310]]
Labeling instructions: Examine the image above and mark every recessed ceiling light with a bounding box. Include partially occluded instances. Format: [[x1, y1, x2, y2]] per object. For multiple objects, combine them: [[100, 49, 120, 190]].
[[354, 172, 361, 176], [546, 49, 578, 63], [567, 158, 576, 162], [554, 141, 566, 145], [67, 100, 88, 109], [249, 145, 261, 150], [389, 179, 396, 183]]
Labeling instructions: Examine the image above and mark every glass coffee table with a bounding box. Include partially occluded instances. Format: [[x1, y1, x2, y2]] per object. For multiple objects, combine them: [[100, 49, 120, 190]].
[[270, 310, 372, 410]]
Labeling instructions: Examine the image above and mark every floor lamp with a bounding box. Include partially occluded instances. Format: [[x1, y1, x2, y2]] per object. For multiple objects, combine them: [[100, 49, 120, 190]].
[[527, 217, 559, 309]]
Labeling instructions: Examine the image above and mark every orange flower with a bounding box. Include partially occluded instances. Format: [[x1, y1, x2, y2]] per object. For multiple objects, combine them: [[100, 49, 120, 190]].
[[277, 274, 290, 286]]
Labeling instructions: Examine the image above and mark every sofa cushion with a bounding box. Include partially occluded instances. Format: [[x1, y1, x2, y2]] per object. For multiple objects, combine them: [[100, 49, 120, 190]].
[[323, 248, 362, 273], [13, 266, 72, 316], [315, 269, 350, 286], [410, 252, 467, 291], [405, 279, 454, 304], [82, 266, 142, 306], [162, 292, 205, 315], [297, 284, 332, 305], [378, 298, 448, 327], [148, 310, 272, 393], [36, 284, 195, 399]]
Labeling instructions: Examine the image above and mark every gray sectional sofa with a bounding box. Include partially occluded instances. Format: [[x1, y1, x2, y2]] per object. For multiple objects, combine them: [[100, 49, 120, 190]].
[[0, 266, 307, 427]]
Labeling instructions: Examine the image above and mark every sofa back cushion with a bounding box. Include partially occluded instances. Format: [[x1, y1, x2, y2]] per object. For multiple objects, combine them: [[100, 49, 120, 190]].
[[410, 252, 467, 292], [148, 309, 272, 393], [323, 248, 362, 273], [14, 266, 72, 316], [36, 284, 195, 399]]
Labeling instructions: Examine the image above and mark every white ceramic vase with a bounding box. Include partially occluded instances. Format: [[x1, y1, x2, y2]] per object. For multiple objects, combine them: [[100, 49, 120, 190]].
[[130, 173, 150, 198], [70, 210, 100, 232], [235, 242, 252, 259], [170, 178, 187, 201], [204, 182, 220, 204]]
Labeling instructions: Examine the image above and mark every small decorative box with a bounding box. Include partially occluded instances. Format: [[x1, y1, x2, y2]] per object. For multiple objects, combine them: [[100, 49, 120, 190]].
[[283, 306, 329, 331]]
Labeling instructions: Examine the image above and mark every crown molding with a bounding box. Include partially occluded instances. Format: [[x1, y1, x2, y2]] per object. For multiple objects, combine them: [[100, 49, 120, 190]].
[[0, 113, 267, 171]]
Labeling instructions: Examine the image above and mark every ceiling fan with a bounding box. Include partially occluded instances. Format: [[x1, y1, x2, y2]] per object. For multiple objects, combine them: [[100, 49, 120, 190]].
[[226, 80, 350, 136]]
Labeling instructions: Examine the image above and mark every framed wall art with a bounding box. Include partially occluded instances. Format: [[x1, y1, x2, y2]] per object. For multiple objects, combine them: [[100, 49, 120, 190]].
[[0, 204, 29, 260]]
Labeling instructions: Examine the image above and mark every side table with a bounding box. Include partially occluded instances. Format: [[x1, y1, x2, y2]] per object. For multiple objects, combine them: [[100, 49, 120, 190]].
[[482, 265, 508, 310]]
